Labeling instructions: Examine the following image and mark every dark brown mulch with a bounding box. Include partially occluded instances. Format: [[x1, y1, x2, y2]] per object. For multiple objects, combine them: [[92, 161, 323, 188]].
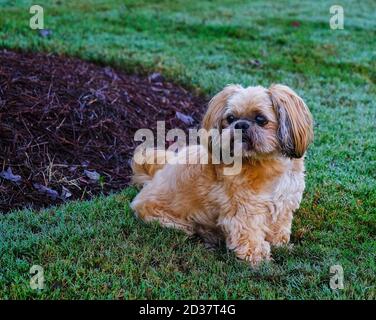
[[0, 49, 207, 213]]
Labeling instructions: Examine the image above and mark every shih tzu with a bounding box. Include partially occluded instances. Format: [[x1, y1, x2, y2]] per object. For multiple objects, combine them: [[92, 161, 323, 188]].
[[131, 84, 313, 265]]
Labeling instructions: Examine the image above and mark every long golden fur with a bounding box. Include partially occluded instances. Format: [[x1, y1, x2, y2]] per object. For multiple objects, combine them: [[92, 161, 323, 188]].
[[131, 84, 313, 265]]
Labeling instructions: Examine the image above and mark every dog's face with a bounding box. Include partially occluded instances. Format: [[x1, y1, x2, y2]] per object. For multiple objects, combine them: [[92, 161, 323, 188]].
[[202, 84, 313, 159]]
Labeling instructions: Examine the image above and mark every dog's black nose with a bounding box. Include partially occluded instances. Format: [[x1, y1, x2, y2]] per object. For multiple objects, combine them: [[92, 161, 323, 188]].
[[234, 121, 249, 131]]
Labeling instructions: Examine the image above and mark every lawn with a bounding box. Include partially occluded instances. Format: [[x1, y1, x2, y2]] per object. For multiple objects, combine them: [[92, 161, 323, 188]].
[[0, 0, 375, 299]]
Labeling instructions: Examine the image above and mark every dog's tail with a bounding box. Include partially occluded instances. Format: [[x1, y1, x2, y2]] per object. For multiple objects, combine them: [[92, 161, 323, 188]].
[[131, 149, 175, 186]]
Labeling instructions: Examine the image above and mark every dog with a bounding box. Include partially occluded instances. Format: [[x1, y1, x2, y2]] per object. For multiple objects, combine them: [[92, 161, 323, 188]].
[[131, 84, 313, 265]]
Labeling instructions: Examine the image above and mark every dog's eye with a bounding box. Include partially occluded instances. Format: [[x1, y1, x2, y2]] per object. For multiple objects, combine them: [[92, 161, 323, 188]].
[[226, 115, 236, 124], [255, 115, 268, 126]]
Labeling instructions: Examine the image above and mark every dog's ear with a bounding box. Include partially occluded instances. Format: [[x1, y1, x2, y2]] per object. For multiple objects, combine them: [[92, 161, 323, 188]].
[[269, 84, 313, 158], [202, 84, 242, 131]]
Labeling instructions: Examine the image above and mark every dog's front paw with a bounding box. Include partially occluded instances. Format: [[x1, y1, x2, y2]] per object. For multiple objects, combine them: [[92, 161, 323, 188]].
[[268, 232, 290, 247], [237, 241, 271, 266]]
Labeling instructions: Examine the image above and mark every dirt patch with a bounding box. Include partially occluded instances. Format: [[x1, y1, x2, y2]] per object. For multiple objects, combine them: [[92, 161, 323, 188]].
[[0, 49, 207, 213]]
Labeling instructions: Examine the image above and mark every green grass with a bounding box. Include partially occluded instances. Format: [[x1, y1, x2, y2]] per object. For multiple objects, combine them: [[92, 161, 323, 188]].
[[0, 0, 375, 299]]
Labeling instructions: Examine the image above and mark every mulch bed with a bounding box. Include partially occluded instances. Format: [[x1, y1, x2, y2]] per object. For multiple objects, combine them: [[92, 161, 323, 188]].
[[0, 49, 207, 213]]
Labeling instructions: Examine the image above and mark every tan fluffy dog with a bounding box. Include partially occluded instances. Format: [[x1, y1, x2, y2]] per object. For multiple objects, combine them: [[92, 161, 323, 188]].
[[131, 84, 313, 265]]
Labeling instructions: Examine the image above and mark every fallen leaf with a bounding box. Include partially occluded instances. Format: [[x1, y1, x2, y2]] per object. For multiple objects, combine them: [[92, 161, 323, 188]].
[[33, 183, 59, 200], [39, 29, 53, 38], [104, 67, 120, 80], [176, 111, 195, 125], [148, 72, 164, 83], [249, 59, 262, 68], [69, 166, 78, 173], [81, 160, 90, 168], [84, 170, 100, 181], [0, 167, 22, 183], [61, 186, 72, 200]]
